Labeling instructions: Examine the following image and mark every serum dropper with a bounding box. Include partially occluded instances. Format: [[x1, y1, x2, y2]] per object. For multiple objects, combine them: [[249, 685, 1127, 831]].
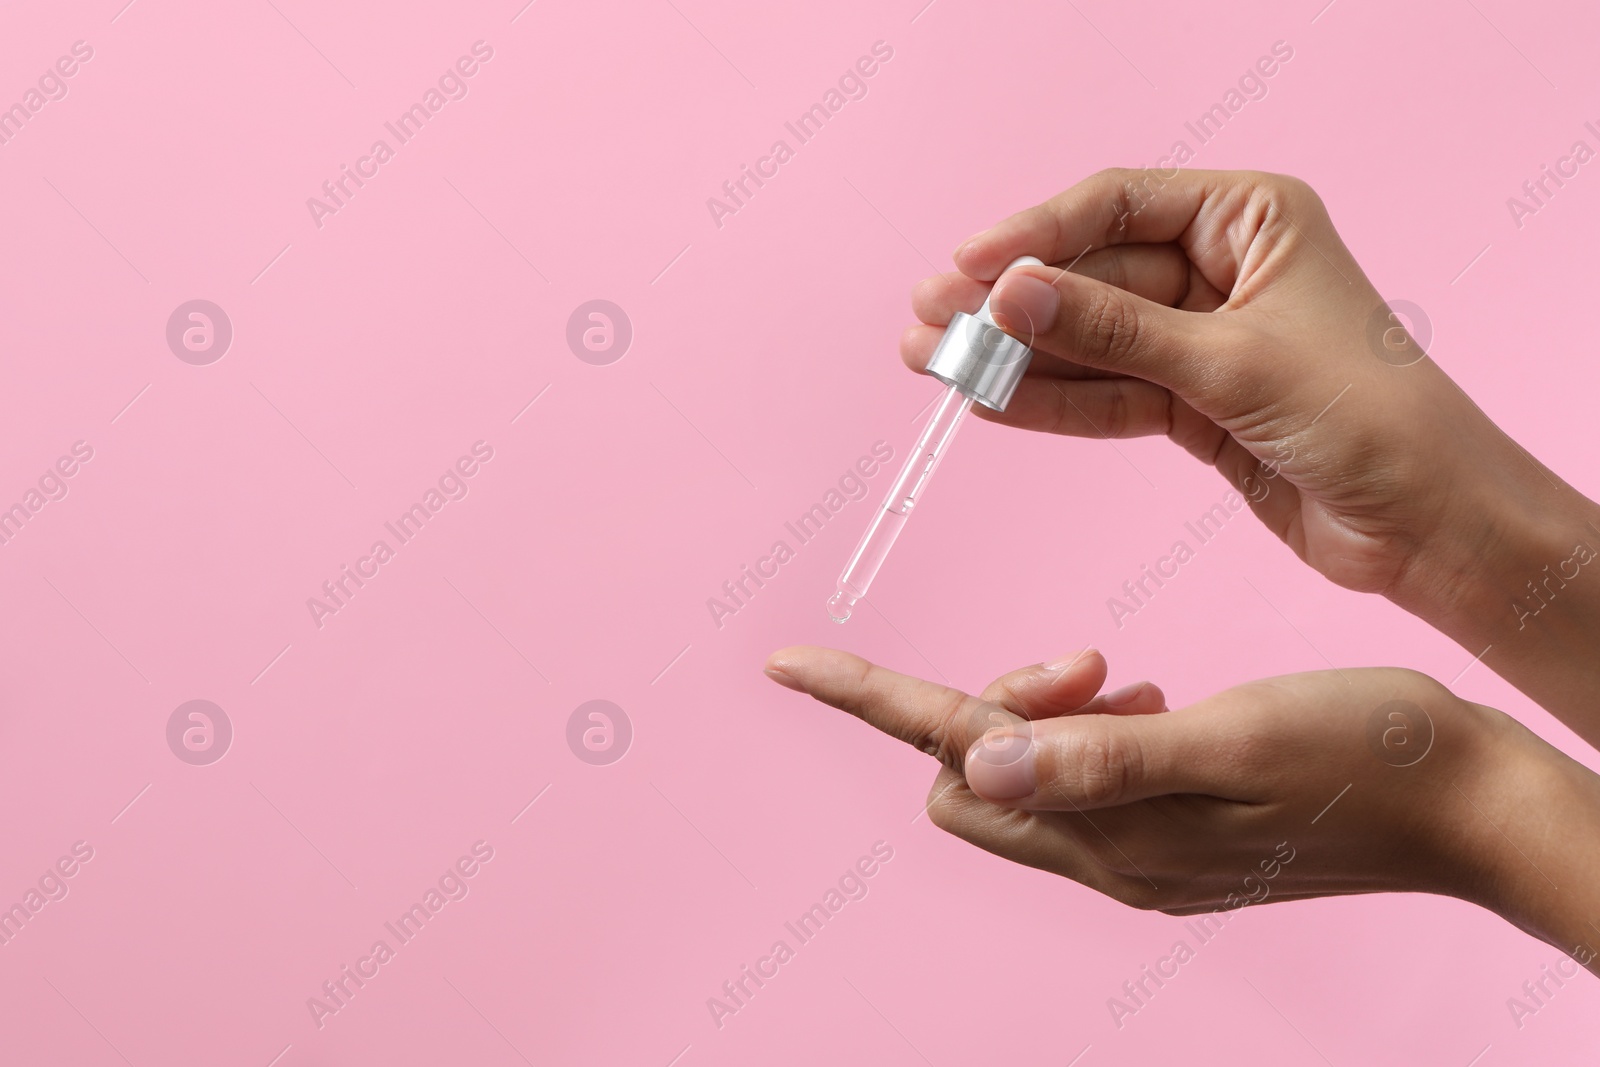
[[826, 256, 1043, 622]]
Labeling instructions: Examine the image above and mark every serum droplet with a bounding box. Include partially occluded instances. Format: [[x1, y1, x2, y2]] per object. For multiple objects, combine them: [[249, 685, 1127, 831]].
[[826, 591, 855, 623]]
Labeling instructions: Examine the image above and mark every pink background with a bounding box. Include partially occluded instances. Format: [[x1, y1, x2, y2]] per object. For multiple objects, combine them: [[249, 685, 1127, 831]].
[[2, 0, 1598, 1062]]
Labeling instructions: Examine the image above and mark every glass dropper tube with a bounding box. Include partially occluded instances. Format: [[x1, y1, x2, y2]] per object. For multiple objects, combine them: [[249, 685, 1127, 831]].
[[826, 383, 974, 622], [825, 255, 1041, 623]]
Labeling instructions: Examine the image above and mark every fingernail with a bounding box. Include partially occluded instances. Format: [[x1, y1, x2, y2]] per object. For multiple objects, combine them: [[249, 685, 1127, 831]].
[[990, 274, 1059, 338], [966, 732, 1037, 800], [1044, 648, 1095, 673], [763, 667, 805, 693], [1103, 681, 1146, 707]]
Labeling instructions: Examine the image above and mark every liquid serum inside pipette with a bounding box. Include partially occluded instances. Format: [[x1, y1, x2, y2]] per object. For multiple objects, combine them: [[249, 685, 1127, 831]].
[[826, 256, 1042, 622]]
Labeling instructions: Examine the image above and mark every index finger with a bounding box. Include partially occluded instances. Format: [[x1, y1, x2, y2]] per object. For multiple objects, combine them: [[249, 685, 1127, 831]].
[[954, 167, 1233, 281], [764, 646, 1026, 771]]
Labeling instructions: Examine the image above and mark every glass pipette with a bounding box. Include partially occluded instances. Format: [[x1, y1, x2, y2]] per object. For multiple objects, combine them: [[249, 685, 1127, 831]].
[[827, 256, 1042, 622]]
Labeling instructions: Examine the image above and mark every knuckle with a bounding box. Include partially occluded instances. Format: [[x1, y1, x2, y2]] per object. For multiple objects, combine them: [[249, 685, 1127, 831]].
[[1252, 170, 1329, 220], [927, 689, 979, 766], [1244, 168, 1299, 194], [849, 662, 932, 752], [1103, 382, 1131, 438], [1097, 246, 1130, 290], [925, 789, 959, 833], [1110, 249, 1132, 290], [1389, 666, 1452, 703], [982, 678, 1025, 715], [1076, 169, 1137, 244], [1088, 167, 1139, 207], [1277, 173, 1324, 208], [1049, 383, 1078, 436], [1065, 724, 1142, 807], [1077, 285, 1142, 366], [835, 658, 879, 720]]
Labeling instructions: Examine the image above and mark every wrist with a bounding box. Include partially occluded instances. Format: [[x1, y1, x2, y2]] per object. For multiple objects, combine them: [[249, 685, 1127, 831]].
[[1394, 448, 1595, 629], [1451, 710, 1600, 973], [1391, 445, 1600, 745]]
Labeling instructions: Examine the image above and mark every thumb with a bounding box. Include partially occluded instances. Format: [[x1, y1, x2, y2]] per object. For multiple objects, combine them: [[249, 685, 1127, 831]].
[[963, 707, 1245, 811], [988, 264, 1228, 397]]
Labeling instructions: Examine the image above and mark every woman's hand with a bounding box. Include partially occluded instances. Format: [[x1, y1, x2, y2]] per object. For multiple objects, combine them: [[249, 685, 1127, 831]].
[[764, 645, 1600, 967], [901, 168, 1600, 746]]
